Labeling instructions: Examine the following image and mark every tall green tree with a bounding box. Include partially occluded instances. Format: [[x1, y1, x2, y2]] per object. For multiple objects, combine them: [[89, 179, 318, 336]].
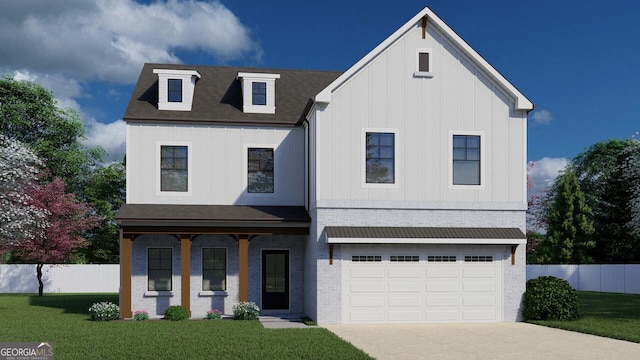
[[538, 169, 595, 264], [79, 161, 126, 263], [569, 139, 640, 262], [0, 76, 102, 194]]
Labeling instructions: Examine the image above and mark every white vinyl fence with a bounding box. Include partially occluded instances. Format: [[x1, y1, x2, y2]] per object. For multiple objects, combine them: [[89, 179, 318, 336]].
[[0, 264, 119, 293], [527, 264, 640, 294], [2, 264, 639, 294]]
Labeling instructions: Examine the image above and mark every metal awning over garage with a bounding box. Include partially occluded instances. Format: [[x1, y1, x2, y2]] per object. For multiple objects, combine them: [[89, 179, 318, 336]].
[[325, 226, 526, 245]]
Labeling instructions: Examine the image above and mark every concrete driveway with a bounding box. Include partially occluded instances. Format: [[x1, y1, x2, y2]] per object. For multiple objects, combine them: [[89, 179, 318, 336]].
[[325, 322, 640, 360]]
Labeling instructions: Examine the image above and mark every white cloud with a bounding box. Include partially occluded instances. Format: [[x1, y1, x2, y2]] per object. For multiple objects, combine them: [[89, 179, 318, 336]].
[[528, 157, 569, 196], [83, 118, 127, 163], [1, 0, 259, 164], [531, 109, 553, 125], [0, 0, 260, 83]]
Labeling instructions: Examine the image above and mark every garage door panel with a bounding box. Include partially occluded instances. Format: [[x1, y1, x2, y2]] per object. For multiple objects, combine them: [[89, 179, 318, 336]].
[[350, 267, 385, 278], [389, 296, 422, 307], [388, 282, 421, 292], [426, 282, 458, 292], [426, 296, 459, 306], [463, 296, 496, 306], [462, 310, 497, 321], [389, 311, 422, 321], [350, 282, 385, 292], [463, 268, 496, 278], [463, 282, 496, 292], [388, 267, 421, 278], [350, 296, 385, 307], [349, 311, 385, 322], [426, 311, 459, 321], [426, 268, 458, 278]]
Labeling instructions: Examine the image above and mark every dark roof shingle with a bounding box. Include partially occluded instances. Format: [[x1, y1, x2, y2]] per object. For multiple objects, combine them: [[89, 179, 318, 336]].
[[124, 63, 341, 126]]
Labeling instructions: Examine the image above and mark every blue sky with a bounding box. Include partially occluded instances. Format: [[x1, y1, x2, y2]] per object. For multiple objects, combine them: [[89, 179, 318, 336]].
[[1, 0, 639, 190]]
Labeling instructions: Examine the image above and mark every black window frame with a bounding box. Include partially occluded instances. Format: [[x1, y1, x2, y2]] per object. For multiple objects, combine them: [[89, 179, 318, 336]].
[[247, 147, 274, 193], [167, 78, 183, 103], [252, 81, 267, 105], [453, 135, 481, 185], [202, 248, 227, 291], [148, 248, 172, 291], [365, 132, 395, 184], [160, 145, 188, 192]]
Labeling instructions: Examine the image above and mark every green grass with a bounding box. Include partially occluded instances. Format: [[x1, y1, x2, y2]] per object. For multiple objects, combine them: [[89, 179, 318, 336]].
[[528, 291, 640, 343], [0, 294, 372, 359]]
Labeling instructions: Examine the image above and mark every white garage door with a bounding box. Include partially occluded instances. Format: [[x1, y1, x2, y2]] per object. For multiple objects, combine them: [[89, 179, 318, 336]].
[[342, 249, 502, 323]]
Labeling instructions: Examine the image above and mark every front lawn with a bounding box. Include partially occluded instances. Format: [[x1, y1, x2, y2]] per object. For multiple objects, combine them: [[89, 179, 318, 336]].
[[528, 291, 640, 343], [0, 294, 372, 359]]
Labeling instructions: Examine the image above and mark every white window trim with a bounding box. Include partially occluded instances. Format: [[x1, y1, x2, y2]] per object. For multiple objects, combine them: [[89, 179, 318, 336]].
[[362, 128, 400, 188], [156, 141, 193, 196], [243, 143, 278, 197], [449, 130, 485, 190], [153, 69, 200, 111], [237, 72, 280, 114], [201, 247, 228, 293], [414, 48, 434, 78]]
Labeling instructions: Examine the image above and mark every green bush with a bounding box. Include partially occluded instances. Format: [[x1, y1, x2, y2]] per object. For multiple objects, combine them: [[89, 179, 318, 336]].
[[232, 301, 260, 320], [523, 276, 579, 321], [164, 305, 190, 321], [89, 302, 120, 321]]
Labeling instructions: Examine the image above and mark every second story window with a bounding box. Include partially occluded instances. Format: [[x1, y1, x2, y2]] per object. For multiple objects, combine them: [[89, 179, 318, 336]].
[[366, 132, 395, 184], [248, 148, 274, 193], [453, 135, 481, 185], [167, 79, 183, 102], [161, 145, 188, 192], [252, 82, 267, 105]]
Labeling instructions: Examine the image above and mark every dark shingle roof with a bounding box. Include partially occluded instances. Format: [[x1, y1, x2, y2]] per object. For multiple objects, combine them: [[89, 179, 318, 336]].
[[325, 227, 525, 239], [124, 63, 342, 126]]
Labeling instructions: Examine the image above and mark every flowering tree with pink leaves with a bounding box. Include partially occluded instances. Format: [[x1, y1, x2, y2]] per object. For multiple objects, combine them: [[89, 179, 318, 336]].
[[9, 177, 99, 296]]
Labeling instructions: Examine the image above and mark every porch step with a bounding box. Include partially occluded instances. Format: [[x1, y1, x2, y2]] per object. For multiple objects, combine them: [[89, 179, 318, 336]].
[[259, 314, 310, 329]]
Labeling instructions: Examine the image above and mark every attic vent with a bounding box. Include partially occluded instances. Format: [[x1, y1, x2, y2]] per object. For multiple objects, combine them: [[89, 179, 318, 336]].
[[237, 72, 280, 114], [153, 69, 201, 111]]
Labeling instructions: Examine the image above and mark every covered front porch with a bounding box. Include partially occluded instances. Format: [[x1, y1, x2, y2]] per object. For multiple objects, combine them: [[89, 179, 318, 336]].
[[116, 204, 310, 319]]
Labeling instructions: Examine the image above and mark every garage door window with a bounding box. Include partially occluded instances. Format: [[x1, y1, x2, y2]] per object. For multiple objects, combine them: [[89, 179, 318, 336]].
[[352, 255, 382, 262], [427, 255, 457, 262], [390, 255, 419, 262], [464, 255, 493, 262]]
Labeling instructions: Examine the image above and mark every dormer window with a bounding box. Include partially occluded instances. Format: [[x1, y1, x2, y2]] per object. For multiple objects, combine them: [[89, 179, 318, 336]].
[[167, 79, 183, 102], [237, 72, 280, 114], [153, 69, 201, 111], [252, 82, 267, 105]]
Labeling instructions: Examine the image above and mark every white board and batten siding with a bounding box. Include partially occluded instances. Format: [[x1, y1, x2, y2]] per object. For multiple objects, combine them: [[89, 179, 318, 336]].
[[313, 20, 527, 206], [342, 246, 503, 323], [126, 124, 305, 206]]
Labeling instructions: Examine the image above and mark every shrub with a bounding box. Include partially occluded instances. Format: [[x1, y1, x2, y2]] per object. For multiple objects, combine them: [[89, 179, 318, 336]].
[[206, 309, 222, 320], [133, 310, 149, 321], [164, 305, 190, 321], [522, 276, 579, 321], [89, 302, 120, 321], [232, 301, 260, 320]]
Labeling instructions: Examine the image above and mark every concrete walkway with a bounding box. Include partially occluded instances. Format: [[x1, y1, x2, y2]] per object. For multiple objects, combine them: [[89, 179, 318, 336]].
[[259, 315, 309, 329], [325, 322, 640, 360]]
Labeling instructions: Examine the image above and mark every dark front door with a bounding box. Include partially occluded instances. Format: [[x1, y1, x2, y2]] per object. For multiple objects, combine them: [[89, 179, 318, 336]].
[[262, 250, 289, 310]]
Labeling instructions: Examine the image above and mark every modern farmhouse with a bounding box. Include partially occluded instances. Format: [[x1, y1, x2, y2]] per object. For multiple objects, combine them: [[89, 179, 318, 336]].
[[116, 7, 533, 323]]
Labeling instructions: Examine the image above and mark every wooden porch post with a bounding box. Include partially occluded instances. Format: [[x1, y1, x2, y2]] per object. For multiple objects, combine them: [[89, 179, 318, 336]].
[[180, 234, 192, 316], [238, 235, 250, 302], [119, 231, 133, 319]]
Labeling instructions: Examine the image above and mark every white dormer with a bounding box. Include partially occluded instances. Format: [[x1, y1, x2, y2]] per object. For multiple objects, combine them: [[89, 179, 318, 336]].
[[236, 72, 280, 114], [153, 69, 201, 111]]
